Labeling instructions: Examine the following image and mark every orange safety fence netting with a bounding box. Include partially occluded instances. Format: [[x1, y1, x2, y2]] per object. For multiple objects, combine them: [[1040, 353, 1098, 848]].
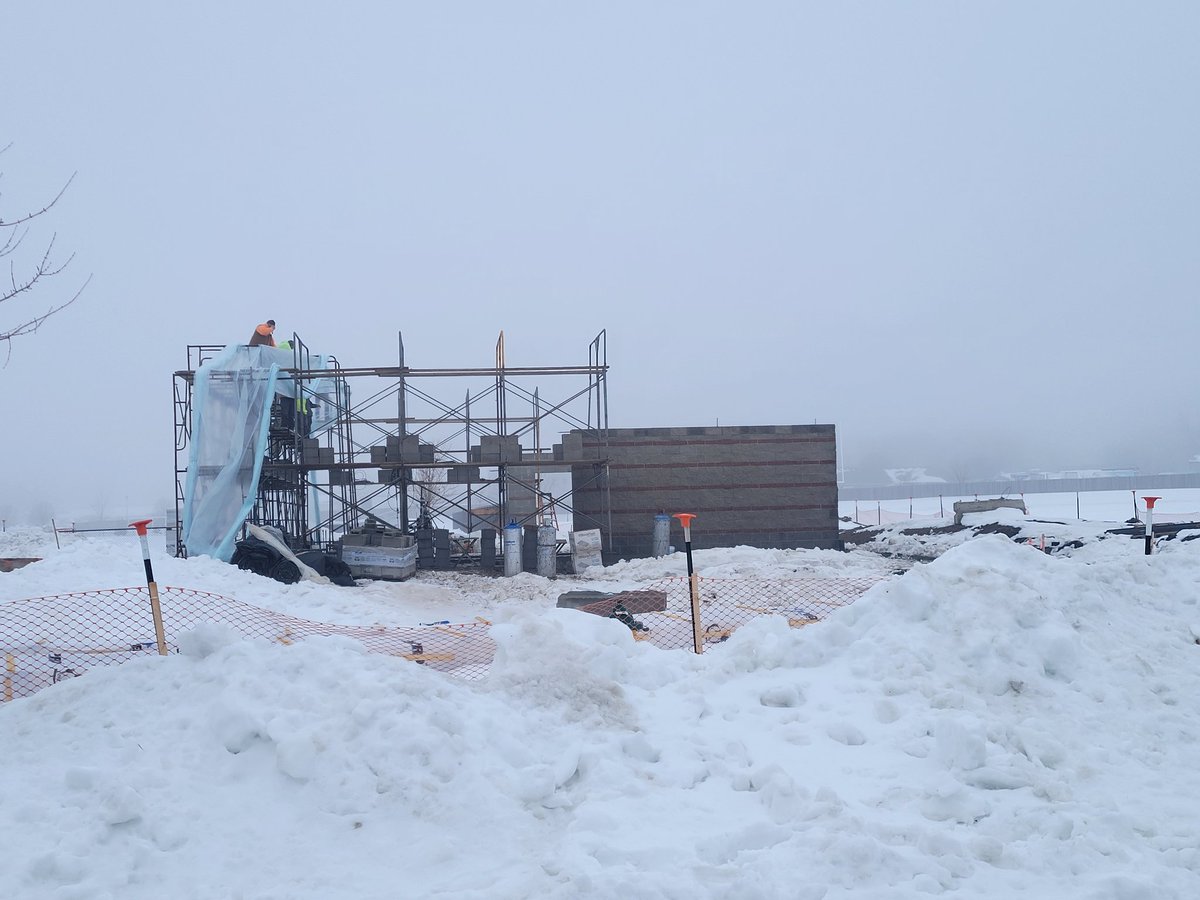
[[582, 576, 888, 651], [1, 576, 887, 702], [0, 585, 495, 701]]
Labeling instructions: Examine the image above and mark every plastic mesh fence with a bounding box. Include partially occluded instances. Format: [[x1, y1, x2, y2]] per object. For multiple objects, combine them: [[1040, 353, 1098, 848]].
[[0, 586, 495, 701], [583, 576, 886, 650], [1, 576, 884, 702]]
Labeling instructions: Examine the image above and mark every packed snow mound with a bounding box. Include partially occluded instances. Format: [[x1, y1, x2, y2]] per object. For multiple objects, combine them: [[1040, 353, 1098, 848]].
[[3, 535, 1200, 897], [841, 506, 1174, 563]]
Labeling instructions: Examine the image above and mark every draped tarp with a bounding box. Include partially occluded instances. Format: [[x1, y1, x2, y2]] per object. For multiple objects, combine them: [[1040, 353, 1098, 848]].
[[182, 345, 282, 561], [182, 345, 339, 560]]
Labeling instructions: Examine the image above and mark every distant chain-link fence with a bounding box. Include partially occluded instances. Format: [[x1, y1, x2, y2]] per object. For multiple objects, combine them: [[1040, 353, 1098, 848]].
[[1, 576, 884, 702]]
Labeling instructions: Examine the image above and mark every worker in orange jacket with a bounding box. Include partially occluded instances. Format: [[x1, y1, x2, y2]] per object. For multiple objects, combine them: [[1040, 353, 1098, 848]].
[[249, 319, 277, 347]]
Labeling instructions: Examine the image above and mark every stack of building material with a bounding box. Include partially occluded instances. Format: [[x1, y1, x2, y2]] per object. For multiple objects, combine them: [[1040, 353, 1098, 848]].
[[479, 527, 496, 570], [337, 522, 416, 580], [374, 435, 436, 482], [472, 435, 522, 464], [445, 466, 481, 484], [300, 438, 334, 466]]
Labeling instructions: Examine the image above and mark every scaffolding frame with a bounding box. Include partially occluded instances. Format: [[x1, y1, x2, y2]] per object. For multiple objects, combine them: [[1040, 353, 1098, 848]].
[[172, 330, 611, 561]]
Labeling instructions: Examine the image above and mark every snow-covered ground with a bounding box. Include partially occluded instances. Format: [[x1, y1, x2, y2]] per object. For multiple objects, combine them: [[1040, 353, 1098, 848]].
[[3, 507, 1200, 898]]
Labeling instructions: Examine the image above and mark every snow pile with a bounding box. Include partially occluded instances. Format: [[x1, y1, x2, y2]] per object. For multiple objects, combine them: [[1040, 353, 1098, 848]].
[[3, 527, 1200, 897], [843, 507, 1153, 562]]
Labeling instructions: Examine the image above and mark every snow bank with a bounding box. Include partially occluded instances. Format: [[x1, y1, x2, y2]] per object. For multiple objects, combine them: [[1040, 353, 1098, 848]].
[[3, 528, 1199, 897]]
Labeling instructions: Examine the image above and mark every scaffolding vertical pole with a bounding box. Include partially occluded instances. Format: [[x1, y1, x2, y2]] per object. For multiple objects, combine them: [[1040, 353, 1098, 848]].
[[533, 387, 543, 524], [465, 389, 473, 534], [398, 331, 409, 532], [496, 331, 507, 525]]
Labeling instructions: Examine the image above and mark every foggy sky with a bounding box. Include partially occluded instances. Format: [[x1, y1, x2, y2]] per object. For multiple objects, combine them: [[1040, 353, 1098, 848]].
[[2, 2, 1198, 523]]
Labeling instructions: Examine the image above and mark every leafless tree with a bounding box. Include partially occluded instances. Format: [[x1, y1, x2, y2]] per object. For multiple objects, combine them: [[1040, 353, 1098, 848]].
[[414, 466, 447, 509], [1, 144, 91, 363]]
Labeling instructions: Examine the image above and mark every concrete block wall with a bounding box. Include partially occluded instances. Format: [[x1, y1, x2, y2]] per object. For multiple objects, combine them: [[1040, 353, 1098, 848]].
[[570, 425, 839, 561]]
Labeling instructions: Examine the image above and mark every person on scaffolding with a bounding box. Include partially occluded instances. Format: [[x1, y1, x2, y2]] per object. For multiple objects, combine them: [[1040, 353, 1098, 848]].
[[249, 319, 277, 347], [275, 337, 313, 435]]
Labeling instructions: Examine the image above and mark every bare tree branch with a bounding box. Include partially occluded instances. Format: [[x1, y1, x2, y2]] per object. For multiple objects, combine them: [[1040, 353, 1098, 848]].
[[1, 272, 91, 365], [0, 171, 76, 229], [0, 147, 90, 363]]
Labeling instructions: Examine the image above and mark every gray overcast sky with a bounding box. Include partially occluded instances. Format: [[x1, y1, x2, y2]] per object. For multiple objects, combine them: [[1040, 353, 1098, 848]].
[[2, 2, 1198, 521]]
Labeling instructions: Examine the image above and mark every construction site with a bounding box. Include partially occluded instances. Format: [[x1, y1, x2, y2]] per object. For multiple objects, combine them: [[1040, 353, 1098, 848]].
[[171, 330, 840, 578]]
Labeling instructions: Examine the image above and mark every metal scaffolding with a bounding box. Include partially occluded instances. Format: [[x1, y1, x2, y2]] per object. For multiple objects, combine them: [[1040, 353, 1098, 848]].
[[173, 330, 611, 562]]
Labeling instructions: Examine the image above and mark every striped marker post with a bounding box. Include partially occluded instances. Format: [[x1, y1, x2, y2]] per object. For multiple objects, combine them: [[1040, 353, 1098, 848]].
[[129, 519, 169, 655], [1141, 497, 1160, 556], [673, 513, 703, 654]]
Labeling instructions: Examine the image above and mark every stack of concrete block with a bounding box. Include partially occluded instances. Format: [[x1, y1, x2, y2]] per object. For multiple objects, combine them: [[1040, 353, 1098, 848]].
[[476, 435, 522, 464], [415, 527, 453, 569], [479, 527, 496, 570], [337, 523, 416, 580], [300, 439, 335, 466], [433, 529, 452, 569], [385, 434, 422, 461], [446, 466, 481, 484], [341, 521, 408, 547], [415, 528, 435, 566], [522, 526, 538, 573], [372, 435, 437, 465]]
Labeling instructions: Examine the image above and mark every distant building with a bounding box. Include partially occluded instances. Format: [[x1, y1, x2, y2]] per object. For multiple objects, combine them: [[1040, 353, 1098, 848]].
[[997, 467, 1139, 481]]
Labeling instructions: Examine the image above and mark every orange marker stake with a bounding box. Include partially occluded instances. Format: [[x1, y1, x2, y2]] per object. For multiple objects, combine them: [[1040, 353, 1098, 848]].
[[130, 519, 169, 656], [1141, 497, 1160, 556], [673, 513, 703, 654]]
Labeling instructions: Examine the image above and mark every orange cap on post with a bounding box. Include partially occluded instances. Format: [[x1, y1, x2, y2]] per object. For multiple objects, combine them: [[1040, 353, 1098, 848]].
[[1142, 497, 1161, 510], [129, 519, 153, 536], [672, 513, 697, 528]]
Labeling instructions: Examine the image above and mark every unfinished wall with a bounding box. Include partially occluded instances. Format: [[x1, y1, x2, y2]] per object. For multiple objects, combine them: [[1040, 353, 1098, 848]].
[[570, 424, 839, 561]]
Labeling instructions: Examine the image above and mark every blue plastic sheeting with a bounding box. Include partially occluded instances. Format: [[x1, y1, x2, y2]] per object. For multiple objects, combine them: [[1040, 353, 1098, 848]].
[[182, 345, 340, 560], [182, 346, 281, 561]]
